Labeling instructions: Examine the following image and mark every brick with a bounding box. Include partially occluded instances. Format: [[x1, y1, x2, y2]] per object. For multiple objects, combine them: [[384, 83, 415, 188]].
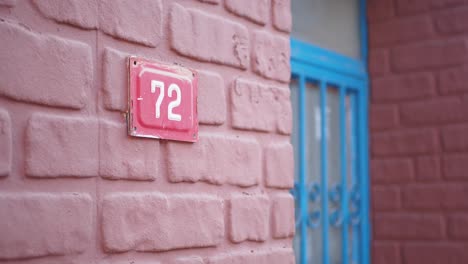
[[25, 114, 98, 178], [171, 256, 204, 264], [271, 193, 294, 238], [448, 214, 468, 239], [392, 39, 468, 72], [403, 243, 468, 264], [372, 129, 438, 156], [99, 0, 162, 47], [170, 3, 249, 69], [400, 98, 466, 125], [198, 71, 226, 125], [371, 158, 414, 184], [167, 134, 261, 187], [0, 109, 11, 177], [225, 0, 269, 25], [442, 124, 468, 151], [403, 184, 468, 210], [370, 105, 399, 131], [368, 0, 394, 23], [396, 0, 465, 15], [102, 192, 224, 252], [435, 7, 468, 34], [370, 16, 433, 47], [374, 213, 444, 240], [438, 65, 468, 95], [373, 242, 401, 264], [198, 0, 219, 4], [208, 249, 294, 264], [32, 0, 98, 29], [372, 186, 400, 211], [442, 154, 468, 180], [369, 49, 389, 76], [272, 0, 292, 32], [102, 48, 129, 112], [264, 142, 294, 189], [0, 20, 92, 109], [0, 193, 92, 260], [252, 30, 290, 82], [371, 73, 435, 102], [416, 156, 441, 181], [231, 78, 292, 134], [0, 0, 15, 7], [229, 194, 269, 243], [99, 120, 160, 181]]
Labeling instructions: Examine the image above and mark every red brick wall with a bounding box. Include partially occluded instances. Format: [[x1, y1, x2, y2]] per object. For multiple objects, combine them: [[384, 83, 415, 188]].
[[368, 0, 468, 263], [0, 0, 295, 263]]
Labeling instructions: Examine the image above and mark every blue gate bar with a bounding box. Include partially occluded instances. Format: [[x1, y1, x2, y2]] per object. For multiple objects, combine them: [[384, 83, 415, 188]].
[[340, 86, 349, 264], [298, 75, 308, 264], [359, 80, 370, 264], [320, 81, 329, 264], [351, 92, 360, 264]]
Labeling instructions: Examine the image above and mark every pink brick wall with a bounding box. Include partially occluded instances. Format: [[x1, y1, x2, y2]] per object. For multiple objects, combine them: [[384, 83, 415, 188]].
[[369, 0, 468, 263], [0, 1, 295, 263]]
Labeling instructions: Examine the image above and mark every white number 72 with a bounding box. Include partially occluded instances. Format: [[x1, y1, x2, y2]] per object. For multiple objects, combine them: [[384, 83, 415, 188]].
[[151, 80, 182, 121]]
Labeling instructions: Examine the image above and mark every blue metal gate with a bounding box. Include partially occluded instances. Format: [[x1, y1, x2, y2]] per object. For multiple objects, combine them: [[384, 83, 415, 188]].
[[289, 4, 370, 260], [290, 39, 369, 264]]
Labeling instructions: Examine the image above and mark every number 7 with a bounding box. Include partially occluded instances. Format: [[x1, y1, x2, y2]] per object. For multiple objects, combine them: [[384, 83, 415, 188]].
[[151, 80, 164, 119]]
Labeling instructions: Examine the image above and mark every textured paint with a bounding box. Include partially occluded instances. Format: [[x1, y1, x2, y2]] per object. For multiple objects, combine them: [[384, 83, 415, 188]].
[[0, 1, 294, 263], [369, 1, 468, 263]]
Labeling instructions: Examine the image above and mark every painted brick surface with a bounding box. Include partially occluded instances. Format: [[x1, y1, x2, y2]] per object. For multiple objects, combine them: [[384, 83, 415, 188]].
[[264, 142, 294, 188], [0, 193, 93, 259], [197, 71, 226, 125], [0, 19, 92, 109], [0, 0, 15, 7], [225, 0, 269, 25], [372, 186, 401, 211], [167, 134, 261, 187], [102, 47, 129, 112], [271, 193, 295, 238], [0, 1, 293, 263], [252, 30, 290, 82], [415, 156, 441, 181], [99, 0, 163, 47], [442, 124, 468, 151], [231, 78, 291, 133], [229, 194, 269, 243], [172, 256, 204, 264], [33, 0, 98, 29], [391, 39, 468, 71], [170, 3, 250, 69], [374, 213, 444, 240], [208, 249, 295, 264], [272, 0, 292, 32], [370, 104, 398, 131], [371, 73, 435, 102], [369, 15, 433, 47], [0, 109, 11, 177], [99, 121, 160, 181], [25, 114, 99, 178], [438, 65, 468, 95], [102, 192, 224, 252], [369, 1, 468, 262]]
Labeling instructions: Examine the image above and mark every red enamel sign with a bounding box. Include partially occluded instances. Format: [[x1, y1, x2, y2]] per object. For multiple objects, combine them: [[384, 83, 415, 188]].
[[128, 57, 198, 142]]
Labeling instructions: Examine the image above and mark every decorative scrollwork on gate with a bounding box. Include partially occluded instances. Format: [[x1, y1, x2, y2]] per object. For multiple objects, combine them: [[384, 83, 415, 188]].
[[307, 182, 321, 229], [349, 185, 361, 226]]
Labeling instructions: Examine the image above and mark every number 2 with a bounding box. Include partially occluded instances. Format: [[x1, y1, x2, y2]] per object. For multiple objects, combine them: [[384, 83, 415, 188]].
[[168, 84, 181, 121], [150, 80, 182, 121]]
